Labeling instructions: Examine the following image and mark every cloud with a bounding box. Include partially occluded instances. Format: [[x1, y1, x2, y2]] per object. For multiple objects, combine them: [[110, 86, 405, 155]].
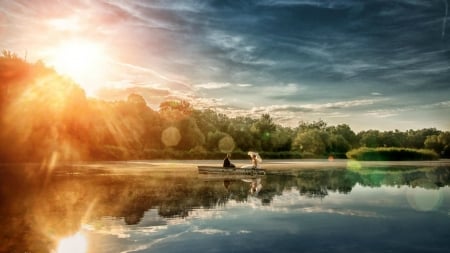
[[298, 206, 381, 218], [255, 98, 385, 113], [1, 0, 449, 130], [257, 0, 362, 9], [205, 30, 277, 67], [365, 110, 400, 119], [263, 83, 303, 96], [428, 100, 450, 108], [264, 105, 314, 113], [362, 99, 450, 120], [195, 82, 232, 89], [192, 228, 230, 235], [96, 86, 170, 108], [114, 62, 192, 91], [237, 83, 253, 87]]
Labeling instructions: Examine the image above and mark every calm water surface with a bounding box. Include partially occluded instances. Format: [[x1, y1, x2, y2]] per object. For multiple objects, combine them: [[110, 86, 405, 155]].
[[1, 162, 449, 253]]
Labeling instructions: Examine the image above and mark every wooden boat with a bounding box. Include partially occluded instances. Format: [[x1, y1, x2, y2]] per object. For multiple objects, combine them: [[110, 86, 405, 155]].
[[197, 166, 266, 175]]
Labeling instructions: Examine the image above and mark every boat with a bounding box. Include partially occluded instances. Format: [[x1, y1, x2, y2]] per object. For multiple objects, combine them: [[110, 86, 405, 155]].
[[197, 166, 266, 175], [198, 151, 266, 175]]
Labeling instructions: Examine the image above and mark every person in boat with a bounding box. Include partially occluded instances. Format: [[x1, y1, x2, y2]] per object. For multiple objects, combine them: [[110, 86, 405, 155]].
[[223, 153, 235, 168], [251, 154, 258, 169]]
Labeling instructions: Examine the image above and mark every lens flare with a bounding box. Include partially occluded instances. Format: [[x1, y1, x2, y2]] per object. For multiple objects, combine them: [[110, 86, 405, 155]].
[[161, 127, 181, 147], [406, 188, 443, 212], [218, 136, 235, 153], [56, 232, 87, 253], [346, 160, 361, 170]]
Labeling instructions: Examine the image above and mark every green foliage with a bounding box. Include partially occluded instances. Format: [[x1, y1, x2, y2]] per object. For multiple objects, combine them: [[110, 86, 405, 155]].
[[292, 129, 330, 156], [424, 132, 450, 157], [260, 151, 302, 159], [346, 147, 439, 161]]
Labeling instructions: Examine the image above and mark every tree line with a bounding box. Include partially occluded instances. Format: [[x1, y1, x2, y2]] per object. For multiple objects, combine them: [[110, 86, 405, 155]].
[[1, 51, 449, 162]]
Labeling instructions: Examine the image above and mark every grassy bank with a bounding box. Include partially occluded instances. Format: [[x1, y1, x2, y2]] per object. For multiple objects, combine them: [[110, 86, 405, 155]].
[[346, 147, 439, 161]]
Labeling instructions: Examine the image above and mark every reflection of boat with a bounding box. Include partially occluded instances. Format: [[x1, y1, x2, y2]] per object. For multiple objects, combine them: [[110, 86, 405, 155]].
[[197, 174, 264, 181], [198, 166, 266, 175], [242, 178, 263, 195]]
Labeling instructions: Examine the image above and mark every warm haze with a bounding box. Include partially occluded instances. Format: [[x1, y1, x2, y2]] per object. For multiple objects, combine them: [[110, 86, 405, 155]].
[[1, 0, 449, 131]]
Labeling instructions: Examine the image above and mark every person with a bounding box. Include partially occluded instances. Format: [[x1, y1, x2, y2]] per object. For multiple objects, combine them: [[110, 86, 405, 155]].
[[251, 154, 258, 169], [223, 153, 235, 168]]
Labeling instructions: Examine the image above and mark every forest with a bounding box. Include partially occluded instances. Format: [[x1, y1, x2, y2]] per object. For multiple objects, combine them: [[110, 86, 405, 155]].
[[1, 51, 449, 162]]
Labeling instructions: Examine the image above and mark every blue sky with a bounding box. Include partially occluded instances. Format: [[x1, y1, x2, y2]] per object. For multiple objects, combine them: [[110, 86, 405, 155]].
[[1, 0, 449, 131]]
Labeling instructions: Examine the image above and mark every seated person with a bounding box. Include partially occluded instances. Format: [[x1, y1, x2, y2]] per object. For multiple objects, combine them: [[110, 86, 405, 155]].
[[223, 153, 235, 168]]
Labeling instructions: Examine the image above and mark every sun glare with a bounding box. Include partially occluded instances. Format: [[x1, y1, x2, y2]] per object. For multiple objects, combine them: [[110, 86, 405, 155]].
[[47, 39, 107, 95], [56, 232, 87, 253]]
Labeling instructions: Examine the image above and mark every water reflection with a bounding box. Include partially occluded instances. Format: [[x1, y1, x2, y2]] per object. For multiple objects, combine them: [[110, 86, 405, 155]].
[[0, 164, 449, 252], [406, 187, 444, 211]]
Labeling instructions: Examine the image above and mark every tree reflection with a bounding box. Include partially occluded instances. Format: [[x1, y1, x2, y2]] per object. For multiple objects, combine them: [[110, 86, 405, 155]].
[[0, 165, 449, 252]]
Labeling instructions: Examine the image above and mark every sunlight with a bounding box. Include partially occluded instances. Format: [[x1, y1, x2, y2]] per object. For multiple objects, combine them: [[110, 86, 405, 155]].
[[47, 17, 80, 31], [46, 39, 107, 95], [56, 232, 87, 253]]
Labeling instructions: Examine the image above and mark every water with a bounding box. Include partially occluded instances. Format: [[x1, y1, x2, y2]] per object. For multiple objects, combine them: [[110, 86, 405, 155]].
[[1, 163, 449, 253]]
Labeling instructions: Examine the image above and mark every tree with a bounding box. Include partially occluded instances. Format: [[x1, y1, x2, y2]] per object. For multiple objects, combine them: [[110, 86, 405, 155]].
[[297, 119, 327, 132], [327, 124, 358, 149], [292, 129, 330, 156], [127, 93, 147, 106], [271, 126, 294, 152], [228, 116, 260, 152], [424, 132, 450, 157], [205, 131, 228, 151], [358, 130, 381, 148], [255, 114, 277, 151], [176, 118, 205, 150], [159, 100, 193, 122], [328, 134, 351, 155], [405, 128, 441, 149]]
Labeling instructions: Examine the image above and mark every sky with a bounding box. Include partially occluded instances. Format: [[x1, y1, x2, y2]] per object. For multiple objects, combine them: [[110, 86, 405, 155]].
[[1, 0, 449, 132]]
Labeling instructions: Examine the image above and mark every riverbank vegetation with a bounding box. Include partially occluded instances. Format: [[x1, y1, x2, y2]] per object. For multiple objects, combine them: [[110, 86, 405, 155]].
[[1, 52, 449, 162], [346, 147, 439, 161]]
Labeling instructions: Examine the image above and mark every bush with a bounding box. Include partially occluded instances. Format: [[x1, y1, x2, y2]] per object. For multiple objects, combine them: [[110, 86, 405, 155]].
[[346, 147, 439, 161]]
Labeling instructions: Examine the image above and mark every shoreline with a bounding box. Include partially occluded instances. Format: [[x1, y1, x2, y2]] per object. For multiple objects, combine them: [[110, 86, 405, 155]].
[[70, 159, 450, 173], [1, 159, 449, 174]]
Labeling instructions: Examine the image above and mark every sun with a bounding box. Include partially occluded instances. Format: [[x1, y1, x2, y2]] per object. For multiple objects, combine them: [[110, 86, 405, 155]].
[[56, 232, 87, 253], [47, 39, 107, 95]]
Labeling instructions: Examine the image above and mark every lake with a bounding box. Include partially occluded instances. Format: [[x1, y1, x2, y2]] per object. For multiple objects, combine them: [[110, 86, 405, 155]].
[[1, 161, 449, 253]]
